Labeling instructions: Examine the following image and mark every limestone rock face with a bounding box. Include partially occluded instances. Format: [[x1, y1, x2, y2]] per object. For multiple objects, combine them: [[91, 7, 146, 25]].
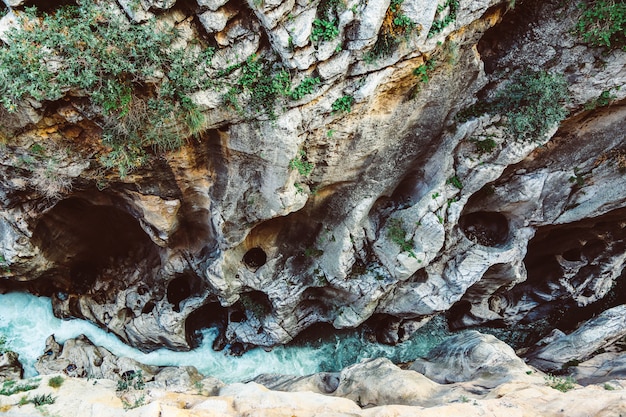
[[0, 0, 625, 370], [528, 305, 626, 372]]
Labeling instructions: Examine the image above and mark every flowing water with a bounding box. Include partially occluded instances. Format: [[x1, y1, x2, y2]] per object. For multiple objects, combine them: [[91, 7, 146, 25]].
[[0, 292, 454, 382]]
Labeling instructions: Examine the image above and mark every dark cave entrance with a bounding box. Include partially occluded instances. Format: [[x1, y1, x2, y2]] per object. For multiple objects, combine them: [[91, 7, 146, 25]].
[[167, 273, 203, 313], [32, 197, 159, 294], [459, 211, 510, 247]]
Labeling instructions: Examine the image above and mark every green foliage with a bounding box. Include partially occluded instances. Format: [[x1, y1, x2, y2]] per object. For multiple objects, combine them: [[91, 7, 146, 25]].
[[0, 254, 9, 273], [0, 334, 7, 353], [122, 395, 145, 410], [545, 374, 576, 392], [311, 18, 340, 43], [428, 0, 460, 37], [221, 55, 294, 120], [604, 382, 617, 390], [47, 376, 64, 389], [413, 57, 437, 83], [29, 393, 56, 406], [289, 77, 321, 100], [0, 379, 40, 396], [387, 218, 417, 258], [289, 150, 314, 176], [116, 370, 145, 392], [576, 0, 626, 51], [584, 88, 618, 110], [332, 95, 355, 113], [472, 137, 498, 155], [310, 0, 343, 43], [447, 176, 463, 189], [569, 167, 586, 187], [365, 0, 418, 61], [0, 0, 218, 176], [458, 71, 569, 142]]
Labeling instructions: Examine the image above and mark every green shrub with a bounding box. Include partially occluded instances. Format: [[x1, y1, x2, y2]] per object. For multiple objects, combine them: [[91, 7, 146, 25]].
[[458, 71, 569, 142], [311, 18, 340, 43], [576, 0, 626, 51], [0, 379, 40, 396], [472, 137, 498, 154], [331, 95, 355, 113], [387, 218, 417, 258], [428, 0, 460, 37], [545, 374, 576, 392], [584, 88, 618, 110], [289, 150, 314, 176], [365, 0, 418, 61], [289, 77, 321, 100], [29, 393, 56, 406], [0, 0, 219, 175], [310, 0, 343, 43], [413, 57, 437, 83], [47, 376, 64, 389], [116, 370, 145, 392]]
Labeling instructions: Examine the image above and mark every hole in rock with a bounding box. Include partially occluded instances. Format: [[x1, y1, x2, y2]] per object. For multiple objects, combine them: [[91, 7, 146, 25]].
[[167, 273, 202, 313], [562, 248, 582, 262], [32, 197, 158, 294], [243, 247, 267, 269], [389, 171, 426, 209], [459, 211, 509, 247], [184, 302, 228, 349], [237, 290, 272, 320]]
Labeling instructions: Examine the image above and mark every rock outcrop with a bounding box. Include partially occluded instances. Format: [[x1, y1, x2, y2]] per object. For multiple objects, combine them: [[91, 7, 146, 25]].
[[2, 333, 626, 417]]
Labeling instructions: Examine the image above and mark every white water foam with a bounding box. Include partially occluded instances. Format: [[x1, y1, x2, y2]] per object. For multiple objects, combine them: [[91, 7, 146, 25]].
[[0, 292, 451, 382]]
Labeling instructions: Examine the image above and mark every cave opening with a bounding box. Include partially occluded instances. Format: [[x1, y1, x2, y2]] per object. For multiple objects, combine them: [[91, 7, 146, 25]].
[[32, 197, 158, 294], [167, 273, 203, 313], [243, 247, 267, 269], [184, 302, 228, 349], [459, 211, 509, 247]]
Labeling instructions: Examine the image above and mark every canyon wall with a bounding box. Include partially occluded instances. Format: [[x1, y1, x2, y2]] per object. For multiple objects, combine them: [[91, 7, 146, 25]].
[[0, 0, 625, 373]]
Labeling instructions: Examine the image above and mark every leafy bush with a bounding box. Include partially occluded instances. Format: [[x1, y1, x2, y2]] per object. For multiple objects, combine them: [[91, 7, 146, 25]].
[[428, 0, 460, 37], [413, 57, 437, 83], [29, 393, 56, 406], [584, 88, 618, 110], [576, 0, 626, 51], [0, 0, 218, 175], [220, 55, 295, 120], [545, 374, 576, 392], [311, 18, 340, 43], [458, 71, 569, 142], [47, 376, 64, 389], [0, 379, 40, 396], [289, 77, 321, 100], [365, 0, 418, 61], [289, 150, 314, 176], [116, 370, 145, 392], [331, 95, 355, 113], [387, 218, 417, 258]]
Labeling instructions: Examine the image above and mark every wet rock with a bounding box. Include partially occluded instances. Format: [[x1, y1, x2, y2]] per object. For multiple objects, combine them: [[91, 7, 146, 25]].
[[0, 351, 23, 381], [411, 331, 533, 387], [35, 334, 159, 381]]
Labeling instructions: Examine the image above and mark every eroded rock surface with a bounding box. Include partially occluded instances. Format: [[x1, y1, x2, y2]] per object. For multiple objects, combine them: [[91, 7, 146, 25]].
[[0, 0, 624, 377]]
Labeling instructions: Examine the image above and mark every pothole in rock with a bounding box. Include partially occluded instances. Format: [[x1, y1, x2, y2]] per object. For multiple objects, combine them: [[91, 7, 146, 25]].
[[243, 247, 267, 269], [167, 273, 203, 313], [185, 302, 228, 349], [459, 211, 509, 247], [32, 197, 159, 295]]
